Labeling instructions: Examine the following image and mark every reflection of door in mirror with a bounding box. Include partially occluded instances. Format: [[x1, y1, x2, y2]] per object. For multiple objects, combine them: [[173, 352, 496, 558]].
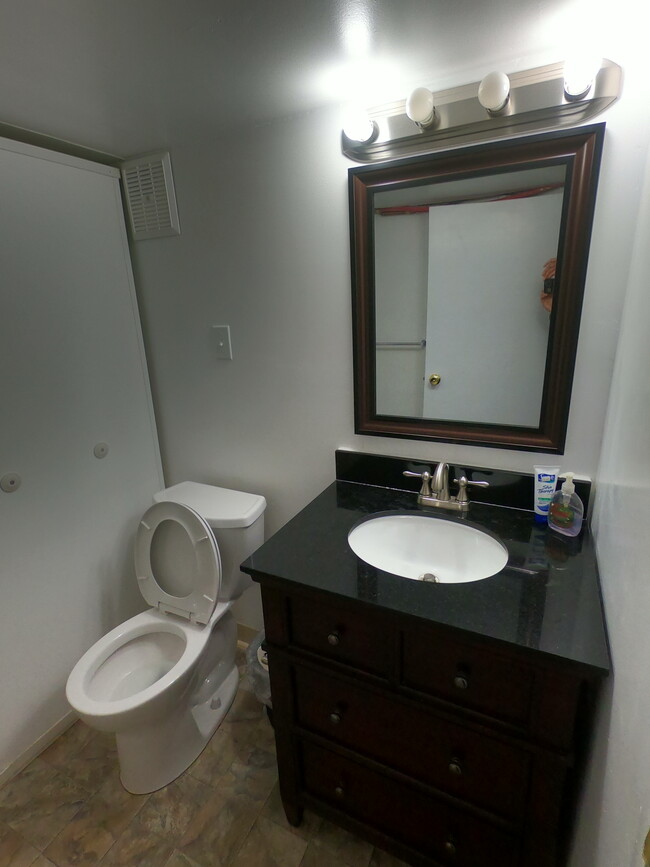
[[374, 166, 565, 425]]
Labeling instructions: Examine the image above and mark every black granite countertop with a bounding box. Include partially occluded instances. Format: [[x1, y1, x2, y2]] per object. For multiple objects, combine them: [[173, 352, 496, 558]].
[[241, 479, 610, 675]]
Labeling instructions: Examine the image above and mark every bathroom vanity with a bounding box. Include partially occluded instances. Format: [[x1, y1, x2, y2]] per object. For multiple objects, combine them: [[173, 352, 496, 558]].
[[241, 454, 609, 867]]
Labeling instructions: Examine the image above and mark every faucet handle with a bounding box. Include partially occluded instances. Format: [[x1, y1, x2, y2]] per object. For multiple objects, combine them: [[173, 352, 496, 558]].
[[454, 476, 489, 504], [403, 470, 432, 498]]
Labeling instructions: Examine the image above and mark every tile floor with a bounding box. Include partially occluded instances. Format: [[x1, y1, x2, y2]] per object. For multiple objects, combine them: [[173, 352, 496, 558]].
[[0, 649, 407, 867]]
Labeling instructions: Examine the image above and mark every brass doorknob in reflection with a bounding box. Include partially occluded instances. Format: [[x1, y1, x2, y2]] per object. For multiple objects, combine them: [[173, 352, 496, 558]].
[[428, 373, 441, 387]]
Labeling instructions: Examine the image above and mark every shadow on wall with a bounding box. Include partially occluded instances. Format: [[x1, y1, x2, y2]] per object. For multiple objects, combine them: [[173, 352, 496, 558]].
[[568, 675, 614, 866], [96, 527, 146, 637]]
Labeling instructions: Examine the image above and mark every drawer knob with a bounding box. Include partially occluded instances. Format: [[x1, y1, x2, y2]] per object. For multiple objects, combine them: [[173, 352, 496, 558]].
[[327, 631, 341, 646], [448, 758, 463, 776], [334, 785, 345, 799], [329, 711, 342, 725], [453, 674, 469, 690], [444, 839, 457, 856]]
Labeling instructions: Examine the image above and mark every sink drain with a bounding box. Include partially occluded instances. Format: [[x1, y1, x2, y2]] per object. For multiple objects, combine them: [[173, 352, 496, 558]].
[[419, 573, 440, 583]]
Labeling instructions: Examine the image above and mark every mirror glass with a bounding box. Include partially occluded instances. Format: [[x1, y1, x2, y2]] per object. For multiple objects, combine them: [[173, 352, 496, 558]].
[[350, 126, 604, 452], [374, 165, 565, 425]]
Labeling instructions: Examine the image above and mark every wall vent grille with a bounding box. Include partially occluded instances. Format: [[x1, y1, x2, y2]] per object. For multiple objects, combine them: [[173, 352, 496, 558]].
[[120, 152, 180, 240]]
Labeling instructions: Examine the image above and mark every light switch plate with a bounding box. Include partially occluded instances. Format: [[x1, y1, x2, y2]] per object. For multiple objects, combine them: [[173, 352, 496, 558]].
[[212, 325, 232, 360]]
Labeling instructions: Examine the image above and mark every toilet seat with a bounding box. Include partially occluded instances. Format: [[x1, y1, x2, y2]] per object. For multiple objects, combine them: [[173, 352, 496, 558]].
[[66, 603, 232, 732], [135, 501, 221, 624]]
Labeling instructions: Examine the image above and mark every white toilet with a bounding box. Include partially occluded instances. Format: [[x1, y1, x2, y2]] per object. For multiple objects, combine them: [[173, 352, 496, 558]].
[[66, 481, 266, 794]]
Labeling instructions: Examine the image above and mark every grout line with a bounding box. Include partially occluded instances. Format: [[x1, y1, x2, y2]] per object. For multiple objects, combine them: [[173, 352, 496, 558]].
[[8, 683, 391, 867]]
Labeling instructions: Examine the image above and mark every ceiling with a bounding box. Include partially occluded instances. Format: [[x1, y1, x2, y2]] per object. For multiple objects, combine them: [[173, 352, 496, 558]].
[[0, 0, 602, 157]]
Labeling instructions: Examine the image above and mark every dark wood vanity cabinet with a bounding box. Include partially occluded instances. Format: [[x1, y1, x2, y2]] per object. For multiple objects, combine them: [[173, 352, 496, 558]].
[[258, 582, 602, 867]]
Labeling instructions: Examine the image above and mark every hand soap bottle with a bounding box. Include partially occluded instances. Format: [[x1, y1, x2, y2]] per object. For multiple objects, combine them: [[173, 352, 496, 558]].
[[548, 473, 584, 537]]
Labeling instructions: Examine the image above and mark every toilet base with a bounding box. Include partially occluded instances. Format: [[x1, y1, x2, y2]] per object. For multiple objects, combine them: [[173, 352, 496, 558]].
[[116, 664, 239, 794]]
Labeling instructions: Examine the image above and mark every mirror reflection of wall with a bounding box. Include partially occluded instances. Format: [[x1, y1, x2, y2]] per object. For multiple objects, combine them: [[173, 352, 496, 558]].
[[374, 165, 566, 425]]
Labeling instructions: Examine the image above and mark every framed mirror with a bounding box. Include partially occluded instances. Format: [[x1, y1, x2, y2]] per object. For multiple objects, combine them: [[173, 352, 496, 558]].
[[350, 124, 605, 452]]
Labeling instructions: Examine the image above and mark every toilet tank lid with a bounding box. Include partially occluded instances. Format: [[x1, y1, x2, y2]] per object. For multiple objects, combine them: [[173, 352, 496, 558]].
[[153, 481, 266, 528]]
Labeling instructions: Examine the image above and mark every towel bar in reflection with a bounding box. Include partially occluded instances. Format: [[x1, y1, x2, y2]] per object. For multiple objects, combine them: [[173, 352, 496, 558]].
[[375, 339, 426, 349]]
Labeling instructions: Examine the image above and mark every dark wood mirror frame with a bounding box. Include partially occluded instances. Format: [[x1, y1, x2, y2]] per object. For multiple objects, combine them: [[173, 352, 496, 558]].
[[350, 123, 605, 453]]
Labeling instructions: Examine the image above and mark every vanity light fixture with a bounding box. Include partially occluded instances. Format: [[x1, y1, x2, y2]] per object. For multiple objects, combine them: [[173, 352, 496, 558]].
[[405, 87, 438, 128], [477, 71, 511, 114], [341, 58, 622, 162]]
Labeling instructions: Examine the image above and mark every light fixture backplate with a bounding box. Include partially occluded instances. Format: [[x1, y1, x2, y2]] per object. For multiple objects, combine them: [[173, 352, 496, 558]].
[[342, 59, 622, 163]]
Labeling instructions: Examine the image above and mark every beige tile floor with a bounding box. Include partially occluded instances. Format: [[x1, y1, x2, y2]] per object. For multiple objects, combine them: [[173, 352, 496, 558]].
[[0, 650, 407, 867]]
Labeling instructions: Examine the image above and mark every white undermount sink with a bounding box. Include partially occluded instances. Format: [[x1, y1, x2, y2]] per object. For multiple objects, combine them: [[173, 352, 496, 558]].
[[348, 513, 509, 584]]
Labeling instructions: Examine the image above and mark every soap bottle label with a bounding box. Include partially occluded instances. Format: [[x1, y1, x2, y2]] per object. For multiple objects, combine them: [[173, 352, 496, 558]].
[[549, 500, 574, 528], [536, 476, 556, 515]]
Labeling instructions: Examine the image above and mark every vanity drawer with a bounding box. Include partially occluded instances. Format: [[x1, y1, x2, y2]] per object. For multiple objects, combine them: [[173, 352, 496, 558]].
[[288, 594, 389, 676], [402, 627, 535, 728], [300, 740, 520, 867], [293, 664, 529, 821]]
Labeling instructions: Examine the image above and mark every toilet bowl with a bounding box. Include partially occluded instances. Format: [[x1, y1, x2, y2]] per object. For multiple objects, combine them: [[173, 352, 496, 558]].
[[66, 482, 266, 794]]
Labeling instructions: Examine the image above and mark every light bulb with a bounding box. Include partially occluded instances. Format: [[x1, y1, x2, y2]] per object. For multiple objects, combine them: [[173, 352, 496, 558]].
[[342, 106, 378, 144], [564, 56, 601, 101], [478, 71, 510, 113], [406, 87, 437, 128]]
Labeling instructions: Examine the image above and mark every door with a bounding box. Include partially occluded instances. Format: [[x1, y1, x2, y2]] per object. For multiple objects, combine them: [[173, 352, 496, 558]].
[[0, 138, 163, 777], [422, 193, 563, 426]]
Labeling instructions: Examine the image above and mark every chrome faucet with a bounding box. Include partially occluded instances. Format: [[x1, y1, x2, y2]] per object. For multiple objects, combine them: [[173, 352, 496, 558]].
[[403, 462, 489, 512], [431, 461, 450, 501]]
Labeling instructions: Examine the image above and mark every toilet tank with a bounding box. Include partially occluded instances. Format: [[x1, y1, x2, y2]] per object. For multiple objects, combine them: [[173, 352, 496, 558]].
[[153, 482, 266, 601]]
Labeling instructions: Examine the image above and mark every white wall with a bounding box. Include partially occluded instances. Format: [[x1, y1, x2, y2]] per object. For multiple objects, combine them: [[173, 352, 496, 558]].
[[374, 210, 427, 417], [130, 110, 354, 538], [569, 127, 650, 867]]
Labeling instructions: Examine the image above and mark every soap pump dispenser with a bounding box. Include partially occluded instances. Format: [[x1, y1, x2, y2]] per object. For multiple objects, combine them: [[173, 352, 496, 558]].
[[548, 473, 584, 537]]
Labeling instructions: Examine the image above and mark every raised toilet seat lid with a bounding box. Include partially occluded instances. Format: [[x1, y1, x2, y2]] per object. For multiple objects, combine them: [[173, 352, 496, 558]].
[[134, 501, 221, 624]]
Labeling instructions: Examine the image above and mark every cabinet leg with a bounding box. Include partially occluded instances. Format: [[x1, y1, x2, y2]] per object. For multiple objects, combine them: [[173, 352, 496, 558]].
[[282, 799, 303, 827]]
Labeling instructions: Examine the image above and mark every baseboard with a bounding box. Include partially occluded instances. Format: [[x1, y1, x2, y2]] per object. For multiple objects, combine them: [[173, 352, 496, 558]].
[[0, 630, 259, 787], [0, 710, 78, 787], [236, 623, 258, 647]]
